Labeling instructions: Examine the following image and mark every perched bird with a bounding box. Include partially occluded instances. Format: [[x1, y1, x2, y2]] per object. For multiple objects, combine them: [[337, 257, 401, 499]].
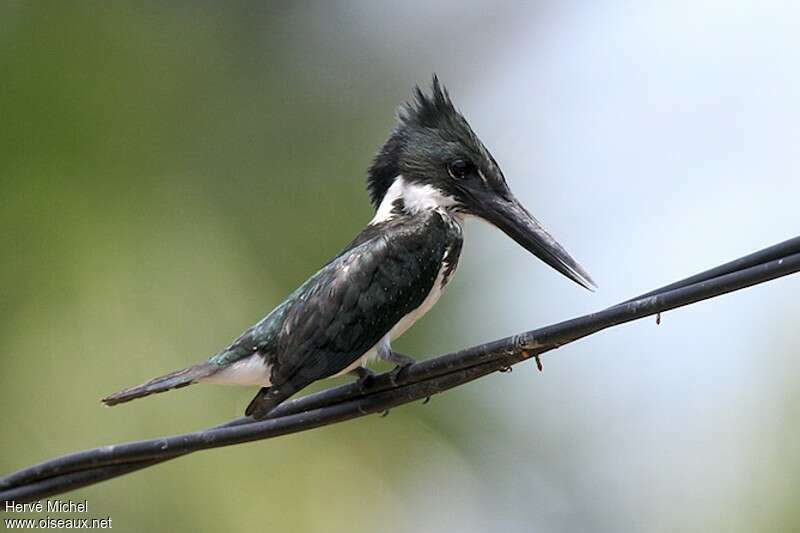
[[102, 77, 594, 419]]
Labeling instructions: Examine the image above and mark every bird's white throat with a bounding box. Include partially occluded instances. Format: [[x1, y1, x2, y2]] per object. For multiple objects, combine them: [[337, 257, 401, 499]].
[[370, 176, 458, 224]]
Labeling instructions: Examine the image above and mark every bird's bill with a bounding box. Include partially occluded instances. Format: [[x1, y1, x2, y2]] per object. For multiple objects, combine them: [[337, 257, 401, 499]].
[[479, 194, 596, 290]]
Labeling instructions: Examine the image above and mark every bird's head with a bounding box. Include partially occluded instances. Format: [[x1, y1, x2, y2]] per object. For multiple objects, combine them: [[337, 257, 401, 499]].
[[367, 76, 595, 290]]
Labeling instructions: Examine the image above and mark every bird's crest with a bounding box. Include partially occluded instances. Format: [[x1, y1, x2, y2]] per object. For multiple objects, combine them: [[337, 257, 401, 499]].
[[367, 75, 476, 208], [398, 75, 458, 129]]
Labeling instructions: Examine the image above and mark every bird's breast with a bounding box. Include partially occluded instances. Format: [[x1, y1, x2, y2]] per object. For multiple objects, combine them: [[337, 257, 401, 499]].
[[387, 237, 462, 343]]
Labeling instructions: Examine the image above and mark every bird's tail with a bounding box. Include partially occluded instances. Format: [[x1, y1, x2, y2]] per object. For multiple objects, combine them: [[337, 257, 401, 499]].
[[101, 362, 218, 406]]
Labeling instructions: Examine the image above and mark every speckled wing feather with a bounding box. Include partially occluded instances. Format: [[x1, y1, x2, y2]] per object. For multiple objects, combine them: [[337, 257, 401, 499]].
[[267, 210, 460, 391]]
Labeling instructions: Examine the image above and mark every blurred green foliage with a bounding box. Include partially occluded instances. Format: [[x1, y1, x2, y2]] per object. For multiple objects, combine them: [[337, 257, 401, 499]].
[[0, 3, 484, 531]]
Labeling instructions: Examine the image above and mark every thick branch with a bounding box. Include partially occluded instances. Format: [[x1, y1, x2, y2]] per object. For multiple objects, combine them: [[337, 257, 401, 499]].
[[2, 236, 799, 504]]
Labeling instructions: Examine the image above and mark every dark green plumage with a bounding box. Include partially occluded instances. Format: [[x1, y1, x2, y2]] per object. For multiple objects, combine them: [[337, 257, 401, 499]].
[[217, 209, 463, 416]]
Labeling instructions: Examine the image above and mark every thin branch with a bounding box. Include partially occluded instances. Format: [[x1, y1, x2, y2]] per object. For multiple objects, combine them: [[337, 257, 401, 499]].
[[2, 236, 800, 504]]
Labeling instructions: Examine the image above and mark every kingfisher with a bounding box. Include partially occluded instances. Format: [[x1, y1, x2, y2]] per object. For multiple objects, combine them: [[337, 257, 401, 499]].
[[102, 77, 595, 419]]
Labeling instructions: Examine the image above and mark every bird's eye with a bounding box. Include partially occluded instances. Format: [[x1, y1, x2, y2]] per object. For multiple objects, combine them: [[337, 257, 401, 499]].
[[447, 159, 474, 180]]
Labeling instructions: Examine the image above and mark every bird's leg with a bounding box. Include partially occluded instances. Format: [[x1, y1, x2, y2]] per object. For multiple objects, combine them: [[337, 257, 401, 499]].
[[349, 366, 376, 389], [379, 349, 431, 405], [377, 344, 416, 386]]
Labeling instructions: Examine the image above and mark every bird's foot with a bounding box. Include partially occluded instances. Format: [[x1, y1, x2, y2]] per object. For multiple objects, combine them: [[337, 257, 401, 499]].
[[377, 350, 414, 386], [388, 360, 415, 387], [349, 367, 377, 390]]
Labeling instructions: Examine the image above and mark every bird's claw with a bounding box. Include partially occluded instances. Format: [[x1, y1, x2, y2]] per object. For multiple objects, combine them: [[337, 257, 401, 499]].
[[350, 367, 377, 390], [388, 363, 412, 386]]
